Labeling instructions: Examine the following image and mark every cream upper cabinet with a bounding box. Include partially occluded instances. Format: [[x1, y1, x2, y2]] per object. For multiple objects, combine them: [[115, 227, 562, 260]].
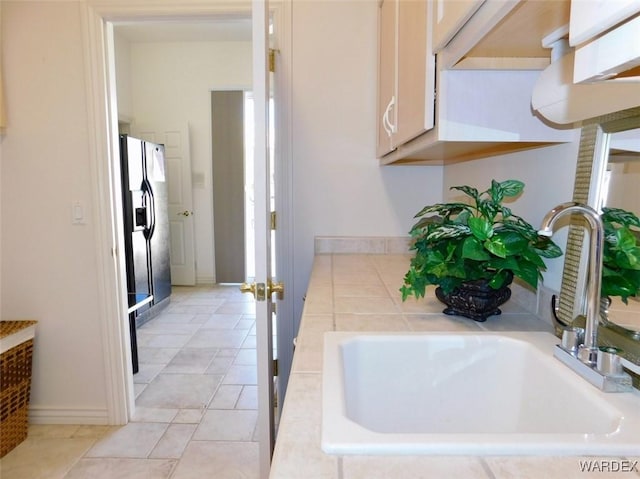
[[569, 0, 640, 47], [570, 0, 640, 83], [376, 0, 434, 158], [378, 0, 577, 165], [432, 0, 484, 52], [438, 0, 570, 70], [377, 0, 396, 157], [380, 65, 576, 165]]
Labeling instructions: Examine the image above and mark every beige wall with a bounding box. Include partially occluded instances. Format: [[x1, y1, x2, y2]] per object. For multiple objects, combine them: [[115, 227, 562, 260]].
[[608, 161, 640, 213], [1, 1, 108, 421], [114, 33, 133, 121]]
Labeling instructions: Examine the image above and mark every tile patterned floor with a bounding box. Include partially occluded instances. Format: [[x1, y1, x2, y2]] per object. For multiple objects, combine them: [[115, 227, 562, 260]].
[[0, 285, 260, 479]]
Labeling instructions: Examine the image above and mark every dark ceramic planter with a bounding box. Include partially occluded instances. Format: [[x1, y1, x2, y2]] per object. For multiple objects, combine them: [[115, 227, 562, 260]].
[[435, 273, 513, 322]]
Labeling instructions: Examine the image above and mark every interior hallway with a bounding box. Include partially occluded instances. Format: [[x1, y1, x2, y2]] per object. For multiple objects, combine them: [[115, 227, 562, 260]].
[[0, 285, 260, 478]]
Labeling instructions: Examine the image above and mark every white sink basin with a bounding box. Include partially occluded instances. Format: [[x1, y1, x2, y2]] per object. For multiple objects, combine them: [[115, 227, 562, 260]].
[[322, 331, 640, 455]]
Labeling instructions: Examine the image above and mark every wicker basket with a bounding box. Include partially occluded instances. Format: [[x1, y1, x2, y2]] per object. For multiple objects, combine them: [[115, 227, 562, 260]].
[[0, 320, 37, 458]]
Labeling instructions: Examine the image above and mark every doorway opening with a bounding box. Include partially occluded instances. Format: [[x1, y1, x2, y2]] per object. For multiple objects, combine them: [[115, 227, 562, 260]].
[[107, 19, 263, 470], [86, 8, 294, 474], [211, 90, 276, 284], [211, 90, 247, 284], [112, 17, 253, 290]]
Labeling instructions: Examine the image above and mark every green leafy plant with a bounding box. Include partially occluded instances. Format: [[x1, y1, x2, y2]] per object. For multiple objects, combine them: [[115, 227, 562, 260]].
[[601, 206, 640, 303], [400, 179, 563, 301]]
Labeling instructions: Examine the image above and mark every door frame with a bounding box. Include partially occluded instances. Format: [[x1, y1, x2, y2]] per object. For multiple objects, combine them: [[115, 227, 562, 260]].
[[81, 1, 294, 428], [252, 3, 274, 472], [270, 0, 295, 414], [210, 90, 248, 284]]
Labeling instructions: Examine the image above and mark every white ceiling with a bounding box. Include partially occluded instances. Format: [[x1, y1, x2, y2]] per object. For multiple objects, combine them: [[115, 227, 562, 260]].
[[114, 17, 252, 43]]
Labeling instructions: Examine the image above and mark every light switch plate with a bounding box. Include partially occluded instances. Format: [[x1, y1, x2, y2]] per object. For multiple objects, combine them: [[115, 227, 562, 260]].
[[72, 201, 85, 225]]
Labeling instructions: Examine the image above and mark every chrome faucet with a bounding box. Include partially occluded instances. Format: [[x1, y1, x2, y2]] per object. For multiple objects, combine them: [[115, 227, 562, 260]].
[[539, 202, 632, 392], [539, 202, 603, 365]]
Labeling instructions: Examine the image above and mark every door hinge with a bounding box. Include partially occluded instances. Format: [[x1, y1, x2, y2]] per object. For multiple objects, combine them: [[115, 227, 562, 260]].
[[269, 48, 278, 73], [270, 211, 277, 230], [273, 359, 279, 377]]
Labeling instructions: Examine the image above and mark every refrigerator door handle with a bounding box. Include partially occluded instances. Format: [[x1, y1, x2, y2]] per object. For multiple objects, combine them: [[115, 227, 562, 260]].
[[142, 179, 156, 240]]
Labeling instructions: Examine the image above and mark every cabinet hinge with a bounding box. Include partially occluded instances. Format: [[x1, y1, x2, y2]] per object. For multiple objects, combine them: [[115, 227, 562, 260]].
[[270, 211, 277, 230], [269, 48, 278, 73], [273, 359, 279, 377]]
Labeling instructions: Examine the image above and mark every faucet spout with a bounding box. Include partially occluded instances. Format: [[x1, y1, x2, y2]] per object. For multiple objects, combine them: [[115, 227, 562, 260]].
[[539, 202, 604, 366]]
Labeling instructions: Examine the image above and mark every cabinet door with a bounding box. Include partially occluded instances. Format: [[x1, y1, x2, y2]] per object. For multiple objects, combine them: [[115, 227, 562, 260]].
[[570, 0, 640, 47], [377, 0, 397, 157], [432, 0, 484, 52], [573, 14, 640, 83], [395, 0, 429, 146]]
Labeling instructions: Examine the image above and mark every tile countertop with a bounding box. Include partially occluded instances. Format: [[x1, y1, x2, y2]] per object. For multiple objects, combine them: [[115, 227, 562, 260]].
[[269, 254, 640, 479]]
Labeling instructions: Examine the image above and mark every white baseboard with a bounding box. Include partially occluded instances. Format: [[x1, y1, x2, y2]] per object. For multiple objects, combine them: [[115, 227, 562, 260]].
[[196, 276, 216, 285], [29, 406, 111, 425]]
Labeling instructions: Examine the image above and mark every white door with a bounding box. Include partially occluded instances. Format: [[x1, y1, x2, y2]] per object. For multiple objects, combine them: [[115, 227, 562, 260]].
[[132, 124, 197, 285], [251, 1, 276, 476]]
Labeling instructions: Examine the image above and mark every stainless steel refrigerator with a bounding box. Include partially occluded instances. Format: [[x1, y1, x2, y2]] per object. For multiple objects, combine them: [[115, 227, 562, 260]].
[[120, 135, 172, 373]]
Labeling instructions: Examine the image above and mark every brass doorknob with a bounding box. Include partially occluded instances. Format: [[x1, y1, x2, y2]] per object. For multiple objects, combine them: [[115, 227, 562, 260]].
[[240, 281, 283, 300], [268, 280, 284, 299], [177, 210, 193, 217], [239, 282, 256, 297]]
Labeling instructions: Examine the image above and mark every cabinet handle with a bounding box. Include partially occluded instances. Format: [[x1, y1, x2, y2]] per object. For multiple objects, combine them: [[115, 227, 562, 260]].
[[382, 96, 396, 137]]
